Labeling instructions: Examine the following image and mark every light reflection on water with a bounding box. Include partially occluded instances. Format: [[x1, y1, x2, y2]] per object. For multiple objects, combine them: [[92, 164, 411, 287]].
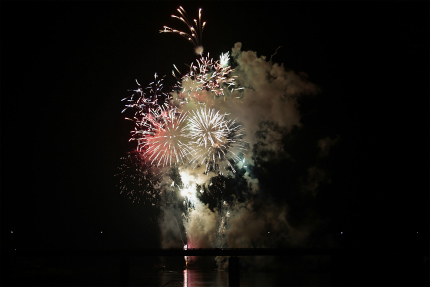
[[157, 269, 303, 287], [133, 268, 330, 287], [159, 269, 228, 287], [131, 256, 331, 286]]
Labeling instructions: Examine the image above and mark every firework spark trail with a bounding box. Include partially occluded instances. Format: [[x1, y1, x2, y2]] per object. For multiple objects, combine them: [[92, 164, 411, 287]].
[[160, 6, 206, 55]]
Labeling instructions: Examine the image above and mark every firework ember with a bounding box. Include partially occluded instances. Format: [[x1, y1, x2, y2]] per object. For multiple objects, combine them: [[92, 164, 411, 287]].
[[116, 151, 162, 204]]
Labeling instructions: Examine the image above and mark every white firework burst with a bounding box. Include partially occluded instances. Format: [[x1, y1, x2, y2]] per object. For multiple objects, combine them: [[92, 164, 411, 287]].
[[187, 106, 247, 173]]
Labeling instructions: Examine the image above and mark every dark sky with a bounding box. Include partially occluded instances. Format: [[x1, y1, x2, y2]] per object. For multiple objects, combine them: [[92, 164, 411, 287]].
[[1, 1, 428, 251]]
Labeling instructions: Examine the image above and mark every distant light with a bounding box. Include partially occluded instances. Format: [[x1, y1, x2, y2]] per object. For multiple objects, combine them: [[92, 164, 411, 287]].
[[340, 231, 343, 235], [268, 232, 270, 234], [417, 231, 419, 234], [11, 231, 13, 234], [100, 231, 103, 234]]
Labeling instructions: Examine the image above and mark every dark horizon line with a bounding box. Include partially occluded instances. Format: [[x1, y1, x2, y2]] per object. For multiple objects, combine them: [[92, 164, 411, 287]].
[[5, 247, 428, 257]]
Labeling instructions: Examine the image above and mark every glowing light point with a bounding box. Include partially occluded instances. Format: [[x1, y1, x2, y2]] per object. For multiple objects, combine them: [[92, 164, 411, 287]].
[[184, 244, 189, 268], [220, 52, 230, 67], [195, 45, 204, 55]]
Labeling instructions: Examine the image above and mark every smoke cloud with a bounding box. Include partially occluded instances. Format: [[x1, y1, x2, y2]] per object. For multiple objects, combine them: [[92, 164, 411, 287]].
[[128, 42, 330, 269], [227, 42, 320, 168], [160, 43, 324, 261]]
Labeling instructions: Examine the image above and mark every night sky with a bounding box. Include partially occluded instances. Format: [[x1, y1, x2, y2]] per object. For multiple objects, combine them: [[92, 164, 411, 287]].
[[1, 1, 428, 254]]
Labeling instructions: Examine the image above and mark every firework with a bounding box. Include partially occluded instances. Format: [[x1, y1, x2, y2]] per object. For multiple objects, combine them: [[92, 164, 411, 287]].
[[187, 106, 247, 173], [132, 104, 191, 167], [121, 73, 168, 116], [121, 7, 248, 210], [122, 72, 191, 167], [116, 151, 162, 204], [160, 6, 206, 55], [116, 5, 323, 267], [173, 52, 238, 103]]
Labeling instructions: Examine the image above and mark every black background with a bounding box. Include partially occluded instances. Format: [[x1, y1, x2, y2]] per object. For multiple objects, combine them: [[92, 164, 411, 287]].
[[1, 1, 428, 254]]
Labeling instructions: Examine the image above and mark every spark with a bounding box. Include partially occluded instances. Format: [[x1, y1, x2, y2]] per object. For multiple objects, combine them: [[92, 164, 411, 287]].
[[115, 151, 162, 204]]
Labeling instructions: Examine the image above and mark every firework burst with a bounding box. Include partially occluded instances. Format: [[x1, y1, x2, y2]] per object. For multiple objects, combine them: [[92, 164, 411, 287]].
[[132, 104, 191, 167], [180, 52, 237, 100], [160, 6, 206, 55], [172, 52, 239, 105], [187, 106, 247, 173]]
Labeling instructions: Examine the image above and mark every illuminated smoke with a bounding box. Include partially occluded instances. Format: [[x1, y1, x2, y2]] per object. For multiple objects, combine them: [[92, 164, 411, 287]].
[[120, 6, 330, 269]]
